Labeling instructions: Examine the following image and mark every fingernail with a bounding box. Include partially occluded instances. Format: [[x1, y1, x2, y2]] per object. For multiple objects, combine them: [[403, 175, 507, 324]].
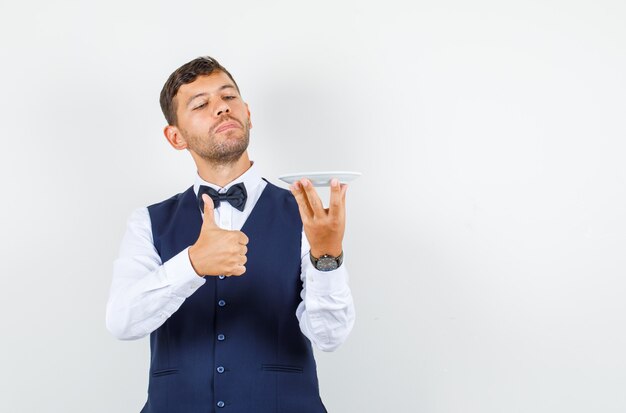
[[294, 181, 300, 190], [302, 179, 309, 187], [331, 178, 338, 187]]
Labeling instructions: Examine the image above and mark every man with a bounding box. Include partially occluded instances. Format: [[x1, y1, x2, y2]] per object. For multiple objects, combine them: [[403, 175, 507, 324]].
[[106, 56, 355, 413]]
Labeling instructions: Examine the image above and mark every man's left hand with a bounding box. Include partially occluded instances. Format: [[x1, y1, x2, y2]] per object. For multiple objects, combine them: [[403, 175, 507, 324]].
[[290, 178, 348, 258]]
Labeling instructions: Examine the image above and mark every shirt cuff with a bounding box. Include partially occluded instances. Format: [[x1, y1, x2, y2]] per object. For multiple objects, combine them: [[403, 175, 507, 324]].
[[162, 246, 206, 298], [305, 264, 349, 295]]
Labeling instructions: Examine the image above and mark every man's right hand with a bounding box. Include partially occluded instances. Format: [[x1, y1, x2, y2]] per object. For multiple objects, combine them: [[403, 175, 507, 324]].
[[188, 194, 249, 277]]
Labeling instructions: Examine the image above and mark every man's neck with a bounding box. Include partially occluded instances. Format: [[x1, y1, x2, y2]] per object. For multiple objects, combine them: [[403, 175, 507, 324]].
[[195, 152, 252, 188]]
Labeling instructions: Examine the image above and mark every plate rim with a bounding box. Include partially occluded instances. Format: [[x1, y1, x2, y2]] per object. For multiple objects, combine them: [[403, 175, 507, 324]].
[[277, 171, 362, 180]]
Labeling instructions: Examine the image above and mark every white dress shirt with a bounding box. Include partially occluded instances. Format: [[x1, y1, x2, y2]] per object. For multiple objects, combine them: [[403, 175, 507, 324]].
[[106, 162, 355, 352]]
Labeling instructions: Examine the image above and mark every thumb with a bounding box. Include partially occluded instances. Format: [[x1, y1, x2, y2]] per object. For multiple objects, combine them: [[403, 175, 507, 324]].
[[201, 194, 218, 229]]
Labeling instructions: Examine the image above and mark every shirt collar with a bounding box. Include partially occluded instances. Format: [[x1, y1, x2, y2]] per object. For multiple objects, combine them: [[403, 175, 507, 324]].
[[193, 161, 262, 197]]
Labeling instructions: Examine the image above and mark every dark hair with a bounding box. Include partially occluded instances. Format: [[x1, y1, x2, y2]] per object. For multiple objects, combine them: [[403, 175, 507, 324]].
[[159, 56, 240, 126]]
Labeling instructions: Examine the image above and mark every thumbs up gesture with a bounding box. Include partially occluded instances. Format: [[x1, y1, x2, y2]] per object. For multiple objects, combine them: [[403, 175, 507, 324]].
[[188, 194, 249, 277]]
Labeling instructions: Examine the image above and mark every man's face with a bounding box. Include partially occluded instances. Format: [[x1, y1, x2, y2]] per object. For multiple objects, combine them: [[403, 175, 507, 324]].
[[173, 71, 251, 165]]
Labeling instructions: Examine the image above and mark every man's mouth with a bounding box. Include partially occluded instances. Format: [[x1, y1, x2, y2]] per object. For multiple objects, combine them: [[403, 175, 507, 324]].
[[215, 121, 240, 133]]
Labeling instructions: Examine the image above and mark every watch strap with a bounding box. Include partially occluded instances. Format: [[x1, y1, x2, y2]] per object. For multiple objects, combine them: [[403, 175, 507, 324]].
[[310, 251, 344, 270]]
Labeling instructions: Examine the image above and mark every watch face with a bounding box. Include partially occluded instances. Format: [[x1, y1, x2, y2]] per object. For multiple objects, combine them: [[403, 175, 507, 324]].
[[316, 257, 339, 272]]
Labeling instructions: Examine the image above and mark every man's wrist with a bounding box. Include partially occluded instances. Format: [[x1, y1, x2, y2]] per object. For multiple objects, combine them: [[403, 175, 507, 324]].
[[310, 245, 343, 258], [187, 246, 205, 277], [310, 250, 344, 271]]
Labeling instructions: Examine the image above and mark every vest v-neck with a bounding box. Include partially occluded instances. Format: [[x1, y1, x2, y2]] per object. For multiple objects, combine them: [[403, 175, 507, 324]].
[[182, 177, 275, 235], [241, 178, 273, 234]]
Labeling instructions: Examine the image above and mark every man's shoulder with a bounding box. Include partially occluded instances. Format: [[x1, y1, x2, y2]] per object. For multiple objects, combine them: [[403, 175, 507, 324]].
[[147, 186, 195, 212], [262, 179, 297, 204], [261, 179, 301, 230]]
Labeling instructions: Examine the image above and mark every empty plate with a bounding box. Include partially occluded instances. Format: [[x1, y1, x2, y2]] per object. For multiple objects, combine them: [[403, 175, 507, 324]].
[[278, 171, 362, 187]]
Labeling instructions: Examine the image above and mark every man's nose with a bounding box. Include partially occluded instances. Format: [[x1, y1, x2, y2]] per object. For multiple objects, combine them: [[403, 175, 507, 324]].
[[215, 103, 230, 117]]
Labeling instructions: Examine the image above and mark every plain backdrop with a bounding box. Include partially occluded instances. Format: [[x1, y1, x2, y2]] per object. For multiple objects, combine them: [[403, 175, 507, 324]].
[[1, 0, 625, 412]]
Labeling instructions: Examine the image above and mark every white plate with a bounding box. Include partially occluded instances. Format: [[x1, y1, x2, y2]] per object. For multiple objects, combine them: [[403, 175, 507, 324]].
[[278, 171, 362, 187]]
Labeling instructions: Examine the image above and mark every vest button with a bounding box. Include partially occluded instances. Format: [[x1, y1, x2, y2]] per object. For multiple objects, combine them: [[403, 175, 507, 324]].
[[218, 275, 226, 280], [217, 366, 225, 373], [218, 299, 226, 307], [217, 401, 225, 408], [217, 334, 225, 341]]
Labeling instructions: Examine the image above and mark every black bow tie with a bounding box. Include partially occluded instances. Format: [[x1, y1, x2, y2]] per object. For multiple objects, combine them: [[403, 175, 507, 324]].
[[198, 182, 247, 212]]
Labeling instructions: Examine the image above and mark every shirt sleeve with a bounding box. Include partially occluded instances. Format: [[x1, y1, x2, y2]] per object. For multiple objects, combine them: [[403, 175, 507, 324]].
[[296, 232, 356, 352], [105, 207, 206, 340]]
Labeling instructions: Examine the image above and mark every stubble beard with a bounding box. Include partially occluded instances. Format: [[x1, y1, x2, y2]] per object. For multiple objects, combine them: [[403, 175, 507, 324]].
[[183, 118, 250, 166]]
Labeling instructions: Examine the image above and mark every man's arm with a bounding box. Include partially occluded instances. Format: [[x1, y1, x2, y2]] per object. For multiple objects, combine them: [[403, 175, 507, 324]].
[[105, 207, 205, 340], [290, 178, 355, 351], [296, 232, 355, 352]]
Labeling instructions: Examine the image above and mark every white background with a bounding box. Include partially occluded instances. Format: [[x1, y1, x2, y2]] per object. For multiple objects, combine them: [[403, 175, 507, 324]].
[[1, 0, 625, 412]]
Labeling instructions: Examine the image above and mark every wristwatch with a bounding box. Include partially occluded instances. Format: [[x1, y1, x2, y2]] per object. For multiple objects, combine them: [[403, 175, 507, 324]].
[[310, 251, 344, 272]]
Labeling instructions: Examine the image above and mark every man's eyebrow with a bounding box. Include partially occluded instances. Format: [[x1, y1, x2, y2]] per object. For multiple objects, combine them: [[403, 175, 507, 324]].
[[186, 85, 236, 107]]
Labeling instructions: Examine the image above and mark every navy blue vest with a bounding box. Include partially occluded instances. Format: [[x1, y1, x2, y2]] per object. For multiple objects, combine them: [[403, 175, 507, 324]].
[[142, 181, 326, 413]]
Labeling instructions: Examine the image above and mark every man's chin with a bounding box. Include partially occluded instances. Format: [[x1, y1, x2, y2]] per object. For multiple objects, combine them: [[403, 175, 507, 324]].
[[208, 143, 249, 164]]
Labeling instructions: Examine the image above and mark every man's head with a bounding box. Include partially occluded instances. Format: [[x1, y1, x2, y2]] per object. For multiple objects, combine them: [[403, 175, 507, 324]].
[[160, 56, 240, 126], [161, 56, 251, 166]]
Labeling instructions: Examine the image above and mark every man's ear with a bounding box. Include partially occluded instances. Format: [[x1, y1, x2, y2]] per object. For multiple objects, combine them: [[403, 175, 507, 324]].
[[164, 125, 187, 150]]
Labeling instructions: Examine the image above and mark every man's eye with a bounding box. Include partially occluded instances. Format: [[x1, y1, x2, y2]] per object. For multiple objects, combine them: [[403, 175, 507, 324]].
[[224, 96, 236, 100], [194, 103, 207, 110]]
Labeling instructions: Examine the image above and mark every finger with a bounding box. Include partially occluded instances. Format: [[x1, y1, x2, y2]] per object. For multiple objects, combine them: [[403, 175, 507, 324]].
[[233, 265, 246, 276], [237, 231, 249, 245], [240, 245, 248, 255], [340, 183, 348, 202], [328, 178, 343, 219], [300, 179, 325, 217], [201, 194, 218, 229], [290, 181, 314, 221]]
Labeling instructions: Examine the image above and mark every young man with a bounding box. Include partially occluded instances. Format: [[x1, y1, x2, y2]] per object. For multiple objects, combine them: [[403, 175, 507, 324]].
[[106, 56, 355, 413]]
